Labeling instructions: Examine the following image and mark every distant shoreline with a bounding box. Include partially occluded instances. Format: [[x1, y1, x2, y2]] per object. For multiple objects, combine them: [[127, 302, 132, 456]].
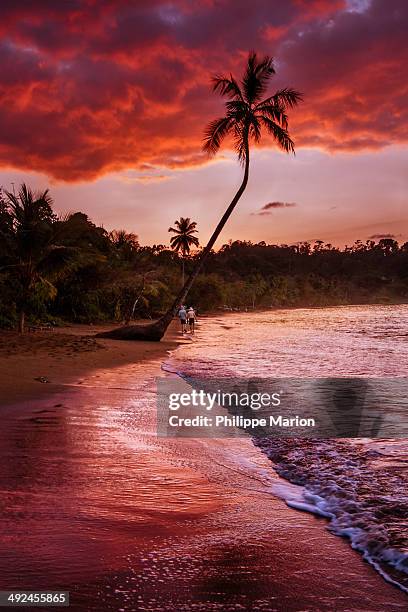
[[1, 301, 407, 408], [198, 300, 408, 319]]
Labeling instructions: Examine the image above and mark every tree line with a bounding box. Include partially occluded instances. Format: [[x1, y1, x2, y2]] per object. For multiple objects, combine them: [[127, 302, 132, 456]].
[[0, 183, 407, 332]]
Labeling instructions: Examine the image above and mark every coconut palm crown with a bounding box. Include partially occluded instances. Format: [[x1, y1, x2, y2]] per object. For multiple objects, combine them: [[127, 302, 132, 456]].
[[168, 217, 199, 285], [203, 51, 301, 163], [168, 217, 199, 258]]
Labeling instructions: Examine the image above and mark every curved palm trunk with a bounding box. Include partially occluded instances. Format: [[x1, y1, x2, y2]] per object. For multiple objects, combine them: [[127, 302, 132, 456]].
[[98, 146, 250, 341]]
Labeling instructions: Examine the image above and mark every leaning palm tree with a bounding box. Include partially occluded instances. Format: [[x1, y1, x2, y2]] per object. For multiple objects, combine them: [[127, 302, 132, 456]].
[[168, 217, 199, 284], [99, 51, 302, 341]]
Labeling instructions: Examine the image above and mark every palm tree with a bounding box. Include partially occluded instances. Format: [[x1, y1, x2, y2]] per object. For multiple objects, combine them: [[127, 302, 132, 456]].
[[99, 51, 302, 341], [3, 184, 74, 333], [168, 217, 199, 285], [110, 229, 139, 261]]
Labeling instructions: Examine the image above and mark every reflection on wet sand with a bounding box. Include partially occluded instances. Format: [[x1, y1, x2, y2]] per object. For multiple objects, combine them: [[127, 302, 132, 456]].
[[0, 320, 407, 610]]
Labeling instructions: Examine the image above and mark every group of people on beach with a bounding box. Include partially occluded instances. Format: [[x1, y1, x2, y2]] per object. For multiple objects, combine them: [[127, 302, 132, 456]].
[[177, 305, 197, 334]]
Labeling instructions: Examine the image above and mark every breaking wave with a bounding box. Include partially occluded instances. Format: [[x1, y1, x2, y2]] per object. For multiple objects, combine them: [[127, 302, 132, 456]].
[[255, 438, 408, 593]]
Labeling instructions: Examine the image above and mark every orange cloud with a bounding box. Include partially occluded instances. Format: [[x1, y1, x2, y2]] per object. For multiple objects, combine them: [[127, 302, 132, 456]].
[[0, 0, 406, 181]]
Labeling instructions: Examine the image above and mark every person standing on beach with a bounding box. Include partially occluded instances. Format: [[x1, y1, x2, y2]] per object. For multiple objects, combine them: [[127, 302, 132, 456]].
[[178, 305, 187, 333], [187, 306, 197, 334]]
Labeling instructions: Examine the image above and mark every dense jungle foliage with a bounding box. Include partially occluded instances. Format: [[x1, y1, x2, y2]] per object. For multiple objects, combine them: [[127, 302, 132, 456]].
[[1, 186, 407, 330]]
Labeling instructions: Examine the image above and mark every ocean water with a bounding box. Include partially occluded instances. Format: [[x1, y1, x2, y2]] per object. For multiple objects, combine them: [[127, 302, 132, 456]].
[[164, 305, 408, 593]]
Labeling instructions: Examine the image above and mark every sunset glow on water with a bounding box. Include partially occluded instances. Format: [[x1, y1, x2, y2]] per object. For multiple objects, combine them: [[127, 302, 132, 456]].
[[0, 306, 407, 609]]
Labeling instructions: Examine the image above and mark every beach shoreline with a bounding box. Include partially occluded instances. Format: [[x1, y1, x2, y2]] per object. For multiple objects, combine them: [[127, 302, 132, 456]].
[[1, 297, 406, 396]]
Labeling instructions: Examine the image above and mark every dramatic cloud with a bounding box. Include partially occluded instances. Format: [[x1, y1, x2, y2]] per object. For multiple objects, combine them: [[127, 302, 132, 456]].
[[0, 0, 406, 181]]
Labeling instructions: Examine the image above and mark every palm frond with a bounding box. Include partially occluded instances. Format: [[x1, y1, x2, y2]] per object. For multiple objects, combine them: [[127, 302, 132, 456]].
[[203, 116, 233, 155], [225, 99, 247, 121], [255, 102, 288, 129], [3, 190, 20, 218], [212, 75, 243, 100], [233, 124, 248, 165], [170, 235, 182, 247], [189, 235, 200, 248], [242, 52, 275, 104], [169, 217, 197, 234], [37, 188, 53, 209], [259, 116, 295, 153], [19, 183, 34, 207], [259, 88, 303, 110], [184, 223, 197, 234], [249, 115, 262, 143]]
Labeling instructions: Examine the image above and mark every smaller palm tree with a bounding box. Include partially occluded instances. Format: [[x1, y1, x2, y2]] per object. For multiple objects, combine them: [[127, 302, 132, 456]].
[[168, 217, 199, 285], [3, 183, 75, 333], [109, 229, 139, 262]]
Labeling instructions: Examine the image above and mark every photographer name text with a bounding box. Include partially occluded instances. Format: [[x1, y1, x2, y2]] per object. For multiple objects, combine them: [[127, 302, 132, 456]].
[[168, 414, 316, 429]]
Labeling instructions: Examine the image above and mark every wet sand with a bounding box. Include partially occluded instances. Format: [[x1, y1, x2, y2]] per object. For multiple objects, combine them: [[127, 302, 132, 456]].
[[0, 325, 406, 610], [0, 322, 179, 407]]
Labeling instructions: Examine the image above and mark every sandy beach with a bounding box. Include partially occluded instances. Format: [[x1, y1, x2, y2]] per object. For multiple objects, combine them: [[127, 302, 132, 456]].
[[0, 320, 407, 611], [0, 322, 180, 407]]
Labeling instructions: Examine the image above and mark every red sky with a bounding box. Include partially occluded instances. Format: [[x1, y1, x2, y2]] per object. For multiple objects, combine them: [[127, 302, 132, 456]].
[[0, 0, 407, 247]]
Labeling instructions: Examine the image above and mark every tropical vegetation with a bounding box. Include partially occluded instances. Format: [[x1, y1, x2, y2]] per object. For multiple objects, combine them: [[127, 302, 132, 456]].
[[0, 186, 407, 331]]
